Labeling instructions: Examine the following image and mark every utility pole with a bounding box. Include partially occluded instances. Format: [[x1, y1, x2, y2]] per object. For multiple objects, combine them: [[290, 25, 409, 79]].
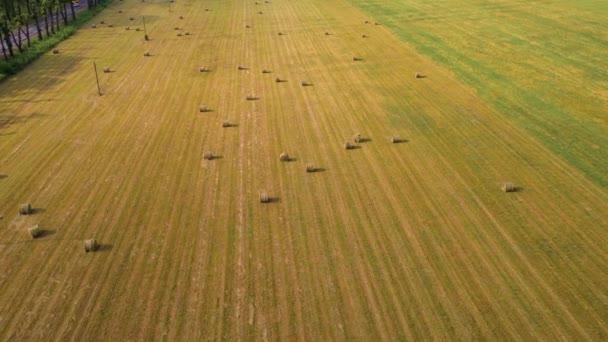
[[143, 16, 149, 40], [93, 62, 102, 96]]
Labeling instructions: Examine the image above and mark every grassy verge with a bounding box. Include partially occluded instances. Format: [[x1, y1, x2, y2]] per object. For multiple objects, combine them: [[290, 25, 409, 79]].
[[0, 0, 112, 82], [348, 0, 608, 187]]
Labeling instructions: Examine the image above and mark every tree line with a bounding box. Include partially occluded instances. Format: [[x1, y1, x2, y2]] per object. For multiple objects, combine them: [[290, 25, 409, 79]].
[[0, 0, 103, 60]]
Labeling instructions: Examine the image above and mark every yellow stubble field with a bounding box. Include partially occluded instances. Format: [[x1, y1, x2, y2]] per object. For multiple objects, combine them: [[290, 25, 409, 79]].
[[0, 0, 606, 340]]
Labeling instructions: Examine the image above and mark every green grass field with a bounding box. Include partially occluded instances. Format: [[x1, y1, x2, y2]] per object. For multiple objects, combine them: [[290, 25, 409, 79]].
[[0, 0, 606, 340]]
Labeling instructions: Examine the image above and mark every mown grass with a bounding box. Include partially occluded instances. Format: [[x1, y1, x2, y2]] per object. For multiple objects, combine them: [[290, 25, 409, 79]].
[[348, 0, 608, 187], [0, 0, 112, 82]]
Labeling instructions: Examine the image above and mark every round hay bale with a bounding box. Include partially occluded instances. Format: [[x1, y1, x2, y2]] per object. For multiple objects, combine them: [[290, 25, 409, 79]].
[[374, 22, 380, 25], [259, 192, 269, 203], [258, 11, 263, 14], [179, 15, 184, 19], [177, 32, 183, 36], [353, 56, 363, 61], [237, 65, 246, 70], [354, 133, 363, 143], [129, 16, 135, 20], [135, 27, 141, 31], [100, 20, 105, 24], [200, 67, 209, 72], [246, 95, 256, 100], [279, 152, 289, 162], [200, 106, 210, 112], [84, 239, 98, 252], [275, 77, 283, 82], [108, 24, 114, 28], [52, 49, 59, 54], [415, 72, 423, 78], [325, 32, 331, 35], [125, 26, 130, 30], [306, 163, 315, 173], [301, 81, 312, 86], [185, 31, 190, 35], [174, 27, 180, 30], [278, 32, 284, 35], [28, 225, 41, 239], [391, 135, 400, 143], [203, 151, 213, 160], [19, 203, 32, 215], [118, 10, 122, 13], [246, 24, 252, 28], [91, 24, 97, 28], [361, 34, 368, 38], [344, 141, 354, 149], [144, 51, 151, 56], [262, 69, 271, 74], [502, 182, 516, 192], [222, 121, 231, 128], [205, 8, 210, 11], [364, 20, 370, 24], [103, 67, 110, 73]]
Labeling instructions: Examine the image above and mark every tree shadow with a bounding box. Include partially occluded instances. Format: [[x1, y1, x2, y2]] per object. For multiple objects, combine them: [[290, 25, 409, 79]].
[[0, 112, 46, 130]]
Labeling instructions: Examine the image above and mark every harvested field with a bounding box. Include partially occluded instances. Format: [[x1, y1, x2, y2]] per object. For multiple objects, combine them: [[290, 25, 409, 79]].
[[0, 0, 606, 340]]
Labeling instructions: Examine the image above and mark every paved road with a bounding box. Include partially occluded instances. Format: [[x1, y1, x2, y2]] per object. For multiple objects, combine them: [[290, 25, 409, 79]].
[[1, 0, 90, 52]]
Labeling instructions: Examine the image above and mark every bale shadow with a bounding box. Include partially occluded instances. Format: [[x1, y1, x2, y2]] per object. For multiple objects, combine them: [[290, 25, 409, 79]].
[[348, 145, 362, 150], [209, 155, 224, 160], [313, 167, 326, 173], [415, 75, 427, 79], [0, 174, 7, 179], [275, 79, 288, 83], [267, 197, 280, 203], [246, 96, 260, 101], [512, 186, 524, 193], [358, 138, 372, 143], [301, 83, 314, 87], [97, 244, 113, 252], [30, 208, 46, 215], [392, 138, 408, 144], [224, 124, 239, 128], [38, 229, 56, 238]]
